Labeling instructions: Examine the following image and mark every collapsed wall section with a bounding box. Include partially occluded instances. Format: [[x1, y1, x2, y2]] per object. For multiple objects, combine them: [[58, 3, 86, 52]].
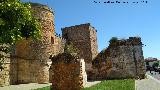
[[50, 53, 87, 90], [92, 37, 146, 79]]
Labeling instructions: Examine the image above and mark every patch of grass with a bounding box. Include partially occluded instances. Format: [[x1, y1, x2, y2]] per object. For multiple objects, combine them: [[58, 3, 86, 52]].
[[82, 79, 135, 90]]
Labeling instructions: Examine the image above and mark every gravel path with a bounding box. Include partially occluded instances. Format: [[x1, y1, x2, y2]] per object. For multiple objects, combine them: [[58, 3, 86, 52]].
[[0, 81, 101, 90], [147, 71, 160, 80], [84, 81, 101, 88], [136, 73, 160, 90], [0, 83, 51, 90]]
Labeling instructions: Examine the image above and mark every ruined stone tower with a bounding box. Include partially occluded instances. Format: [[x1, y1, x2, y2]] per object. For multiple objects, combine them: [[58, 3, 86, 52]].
[[62, 23, 98, 72], [0, 3, 63, 86], [14, 3, 55, 84], [0, 2, 65, 86]]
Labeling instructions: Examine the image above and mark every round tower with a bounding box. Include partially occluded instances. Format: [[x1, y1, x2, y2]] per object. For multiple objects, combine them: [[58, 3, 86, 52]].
[[15, 3, 55, 84]]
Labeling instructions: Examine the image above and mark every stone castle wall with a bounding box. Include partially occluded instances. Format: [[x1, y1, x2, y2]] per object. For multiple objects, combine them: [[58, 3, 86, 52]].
[[92, 37, 146, 79], [0, 2, 146, 87], [0, 57, 17, 86], [51, 35, 63, 56], [89, 26, 98, 61], [0, 45, 18, 86]]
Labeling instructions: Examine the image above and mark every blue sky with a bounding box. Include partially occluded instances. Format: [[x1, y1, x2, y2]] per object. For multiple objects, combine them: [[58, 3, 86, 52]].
[[22, 0, 160, 59]]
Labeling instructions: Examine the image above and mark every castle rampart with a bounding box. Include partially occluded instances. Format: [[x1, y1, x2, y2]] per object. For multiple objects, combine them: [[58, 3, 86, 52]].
[[0, 2, 146, 87]]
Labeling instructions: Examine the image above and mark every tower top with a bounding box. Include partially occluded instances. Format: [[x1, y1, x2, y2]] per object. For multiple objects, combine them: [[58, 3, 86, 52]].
[[30, 2, 54, 14], [61, 23, 96, 31], [109, 37, 142, 46]]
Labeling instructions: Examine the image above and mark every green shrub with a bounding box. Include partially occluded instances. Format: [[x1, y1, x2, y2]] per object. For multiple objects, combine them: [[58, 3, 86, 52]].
[[109, 37, 118, 44], [64, 42, 79, 56], [152, 62, 159, 67]]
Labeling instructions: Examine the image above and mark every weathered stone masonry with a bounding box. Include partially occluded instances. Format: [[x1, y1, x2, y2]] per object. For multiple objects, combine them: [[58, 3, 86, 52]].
[[14, 3, 55, 84], [62, 23, 98, 73], [0, 3, 62, 86], [50, 53, 87, 90], [0, 50, 18, 86], [0, 2, 146, 87], [92, 37, 146, 79]]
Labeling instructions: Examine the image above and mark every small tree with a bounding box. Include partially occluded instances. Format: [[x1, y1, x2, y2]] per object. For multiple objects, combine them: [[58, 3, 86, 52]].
[[0, 0, 41, 68], [64, 42, 79, 56], [152, 62, 159, 68]]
